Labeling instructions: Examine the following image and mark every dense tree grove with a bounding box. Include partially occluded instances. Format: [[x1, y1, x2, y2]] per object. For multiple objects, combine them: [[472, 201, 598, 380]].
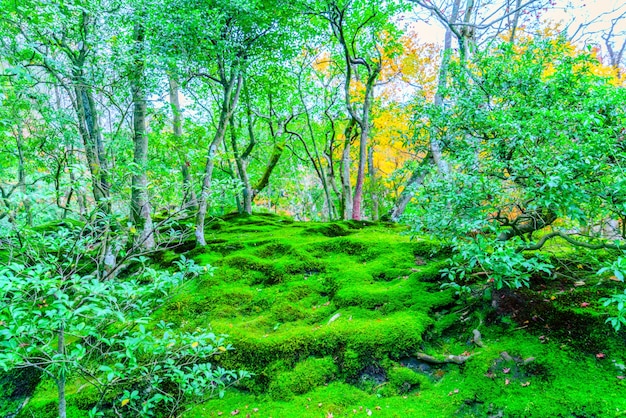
[[3, 0, 626, 416]]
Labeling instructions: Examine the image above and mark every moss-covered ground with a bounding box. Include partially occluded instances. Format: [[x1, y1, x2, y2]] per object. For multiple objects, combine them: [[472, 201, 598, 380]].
[[9, 213, 626, 417]]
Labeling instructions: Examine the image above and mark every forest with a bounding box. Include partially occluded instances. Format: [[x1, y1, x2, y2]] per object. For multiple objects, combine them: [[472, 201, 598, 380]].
[[2, 0, 626, 416]]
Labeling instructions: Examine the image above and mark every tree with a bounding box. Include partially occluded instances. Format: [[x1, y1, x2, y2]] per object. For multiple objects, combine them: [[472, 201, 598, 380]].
[[315, 0, 394, 220], [128, 9, 155, 250], [1, 1, 114, 212], [0, 224, 247, 417], [410, 35, 626, 289]]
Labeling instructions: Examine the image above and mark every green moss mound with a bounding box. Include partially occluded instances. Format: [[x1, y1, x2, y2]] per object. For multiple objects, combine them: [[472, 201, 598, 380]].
[[15, 213, 626, 417]]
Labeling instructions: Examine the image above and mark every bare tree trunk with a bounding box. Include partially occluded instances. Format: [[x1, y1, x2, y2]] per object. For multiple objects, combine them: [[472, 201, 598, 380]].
[[340, 119, 355, 220], [430, 0, 461, 176], [509, 0, 522, 43], [130, 22, 155, 250], [168, 75, 197, 211], [351, 70, 379, 220], [323, 113, 342, 220], [294, 75, 336, 220], [367, 145, 379, 221], [57, 325, 66, 418], [14, 128, 32, 225], [195, 73, 243, 245], [229, 120, 253, 214], [351, 126, 368, 220], [459, 0, 475, 63]]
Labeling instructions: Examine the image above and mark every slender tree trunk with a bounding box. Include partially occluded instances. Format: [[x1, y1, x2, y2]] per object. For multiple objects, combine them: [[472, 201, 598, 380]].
[[57, 325, 66, 418], [323, 120, 342, 220], [130, 22, 155, 250], [389, 152, 432, 221], [351, 68, 379, 220], [73, 81, 110, 213], [222, 140, 243, 214], [253, 143, 285, 200], [229, 121, 253, 214], [325, 159, 341, 220], [430, 0, 461, 176], [340, 119, 355, 220], [168, 75, 197, 211], [509, 0, 522, 43], [195, 73, 243, 245], [351, 124, 368, 220], [367, 145, 379, 221], [14, 129, 32, 225]]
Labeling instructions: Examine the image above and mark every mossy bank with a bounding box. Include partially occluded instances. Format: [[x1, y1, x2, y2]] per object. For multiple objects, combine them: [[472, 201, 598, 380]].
[[7, 213, 626, 417]]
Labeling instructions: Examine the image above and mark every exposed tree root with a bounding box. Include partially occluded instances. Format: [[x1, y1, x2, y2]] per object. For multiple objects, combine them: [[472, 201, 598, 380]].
[[415, 352, 472, 365]]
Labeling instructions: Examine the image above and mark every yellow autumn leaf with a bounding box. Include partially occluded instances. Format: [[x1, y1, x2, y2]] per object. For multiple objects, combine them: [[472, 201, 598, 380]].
[[121, 399, 130, 407], [191, 341, 199, 348]]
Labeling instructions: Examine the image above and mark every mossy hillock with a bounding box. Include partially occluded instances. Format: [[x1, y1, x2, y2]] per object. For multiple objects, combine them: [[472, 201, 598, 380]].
[[12, 213, 626, 417]]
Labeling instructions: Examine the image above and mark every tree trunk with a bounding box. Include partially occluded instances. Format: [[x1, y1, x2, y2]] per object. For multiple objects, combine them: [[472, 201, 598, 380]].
[[367, 145, 379, 221], [168, 75, 198, 211], [459, 0, 475, 63], [351, 68, 379, 220], [509, 0, 522, 43], [229, 120, 253, 215], [130, 22, 155, 250], [73, 81, 110, 213], [195, 73, 243, 245], [57, 325, 66, 418], [430, 0, 461, 176], [389, 153, 432, 221], [351, 124, 368, 220], [253, 143, 284, 200], [340, 120, 355, 220]]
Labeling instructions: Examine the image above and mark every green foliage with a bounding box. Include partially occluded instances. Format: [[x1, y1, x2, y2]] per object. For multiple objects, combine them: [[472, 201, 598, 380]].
[[0, 228, 247, 417], [408, 35, 626, 314], [441, 236, 553, 292], [599, 254, 626, 330]]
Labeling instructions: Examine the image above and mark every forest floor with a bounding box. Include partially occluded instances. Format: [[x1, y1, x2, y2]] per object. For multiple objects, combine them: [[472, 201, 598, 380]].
[[6, 213, 626, 417]]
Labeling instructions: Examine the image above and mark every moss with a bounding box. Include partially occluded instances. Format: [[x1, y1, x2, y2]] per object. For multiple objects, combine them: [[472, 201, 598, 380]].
[[256, 242, 294, 258], [310, 238, 368, 257], [302, 223, 352, 237], [204, 241, 246, 256], [18, 377, 103, 418], [0, 368, 41, 416], [268, 357, 338, 400], [409, 261, 447, 282], [223, 255, 284, 284], [271, 301, 307, 322], [386, 366, 430, 395], [31, 218, 85, 232], [410, 239, 452, 257], [27, 214, 626, 417], [341, 219, 376, 230], [339, 348, 363, 378], [215, 310, 431, 379]]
